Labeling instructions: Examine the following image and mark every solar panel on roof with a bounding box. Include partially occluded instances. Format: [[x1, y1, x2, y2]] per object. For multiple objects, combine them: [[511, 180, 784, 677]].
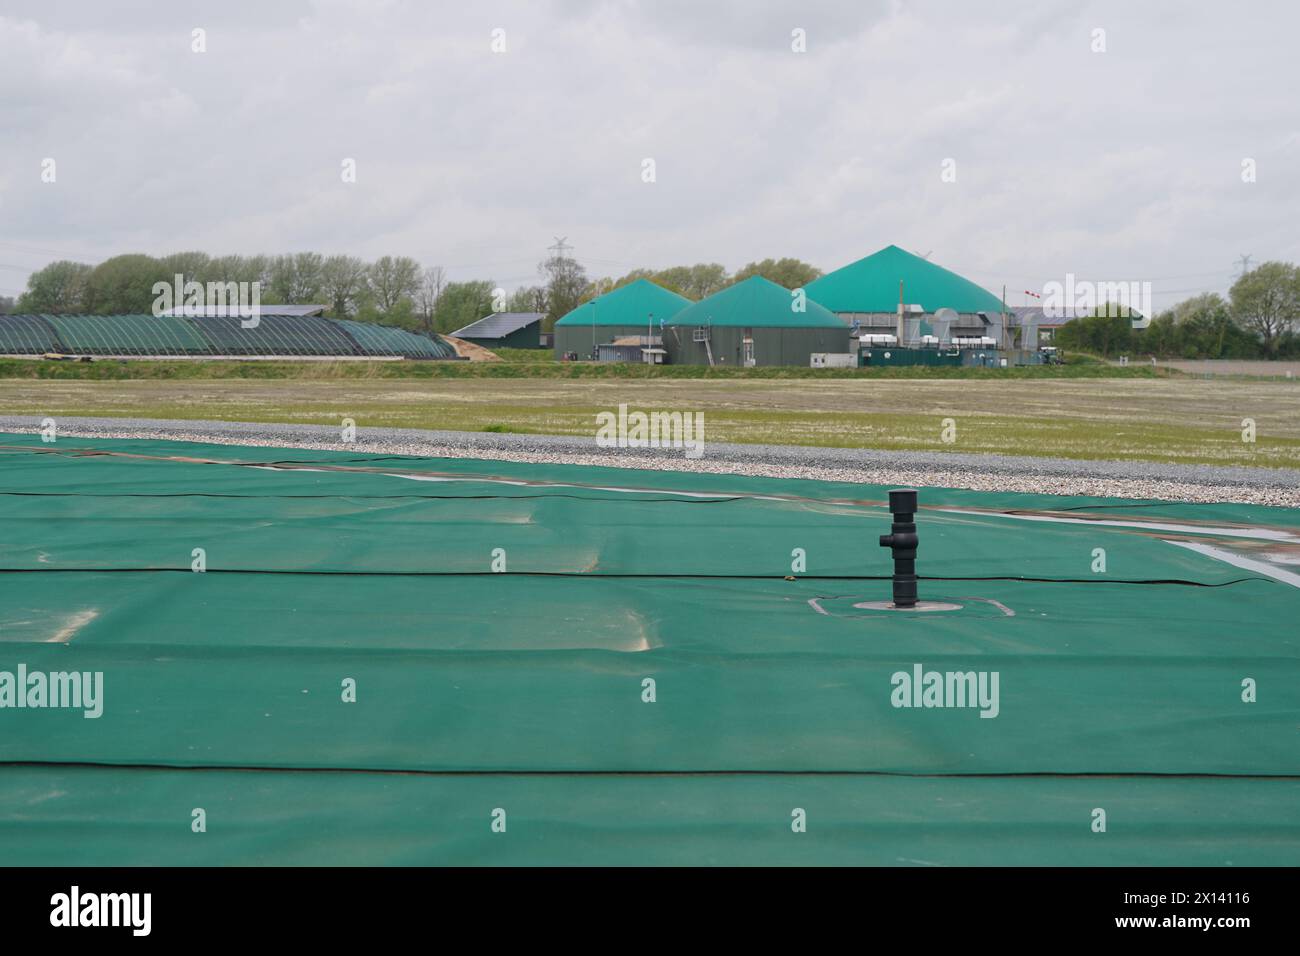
[[451, 312, 543, 339]]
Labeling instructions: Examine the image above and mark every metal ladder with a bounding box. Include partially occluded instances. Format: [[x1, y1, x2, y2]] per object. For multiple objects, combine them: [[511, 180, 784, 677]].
[[693, 327, 714, 367]]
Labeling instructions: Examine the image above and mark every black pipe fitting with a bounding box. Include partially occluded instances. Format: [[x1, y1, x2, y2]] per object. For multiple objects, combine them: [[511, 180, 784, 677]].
[[878, 488, 919, 608]]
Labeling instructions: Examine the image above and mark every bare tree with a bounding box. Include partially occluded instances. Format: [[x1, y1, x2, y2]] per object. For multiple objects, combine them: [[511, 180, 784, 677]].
[[158, 251, 211, 287], [539, 246, 587, 326], [506, 285, 546, 313], [321, 255, 370, 318], [416, 266, 447, 335], [369, 256, 422, 313], [289, 252, 325, 302]]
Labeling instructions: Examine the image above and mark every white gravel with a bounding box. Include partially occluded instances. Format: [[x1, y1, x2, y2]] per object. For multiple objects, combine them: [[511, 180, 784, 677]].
[[3, 415, 1299, 507]]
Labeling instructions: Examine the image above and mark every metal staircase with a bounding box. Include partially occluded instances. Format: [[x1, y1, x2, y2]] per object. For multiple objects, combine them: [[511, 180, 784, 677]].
[[692, 326, 714, 366]]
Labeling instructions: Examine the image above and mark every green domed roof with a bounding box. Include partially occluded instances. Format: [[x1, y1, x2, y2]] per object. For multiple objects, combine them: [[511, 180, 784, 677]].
[[554, 278, 691, 327], [805, 245, 1004, 314], [665, 275, 845, 329]]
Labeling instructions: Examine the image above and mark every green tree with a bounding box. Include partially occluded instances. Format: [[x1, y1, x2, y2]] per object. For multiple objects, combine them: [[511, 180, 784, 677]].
[[433, 280, 496, 334], [414, 266, 447, 335], [1055, 306, 1133, 357], [1230, 261, 1300, 356], [1135, 294, 1265, 359], [381, 297, 418, 330], [204, 255, 268, 286], [368, 256, 422, 313], [731, 257, 822, 289], [1138, 313, 1180, 356], [265, 255, 294, 304], [158, 251, 211, 286], [506, 286, 546, 313], [321, 255, 370, 318], [1173, 293, 1252, 358], [655, 263, 728, 298], [290, 252, 325, 302], [587, 263, 729, 302], [585, 272, 641, 300], [15, 260, 93, 313], [267, 253, 326, 304], [84, 255, 169, 314], [539, 251, 587, 327]]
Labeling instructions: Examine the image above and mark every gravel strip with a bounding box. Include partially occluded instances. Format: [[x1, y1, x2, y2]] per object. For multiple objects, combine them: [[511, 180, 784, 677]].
[[4, 415, 1299, 507]]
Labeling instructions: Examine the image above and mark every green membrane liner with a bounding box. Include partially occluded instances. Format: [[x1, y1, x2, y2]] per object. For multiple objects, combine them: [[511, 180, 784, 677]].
[[0, 433, 1296, 864]]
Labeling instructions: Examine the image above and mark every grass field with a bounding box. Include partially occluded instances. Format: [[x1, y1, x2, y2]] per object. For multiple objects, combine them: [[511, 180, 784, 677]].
[[3, 371, 1299, 466], [0, 355, 1162, 380]]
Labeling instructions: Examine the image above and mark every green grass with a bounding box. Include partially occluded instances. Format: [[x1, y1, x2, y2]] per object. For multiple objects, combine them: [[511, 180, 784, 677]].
[[1062, 351, 1106, 365], [0, 356, 1166, 381], [491, 348, 559, 364], [3, 374, 1298, 467]]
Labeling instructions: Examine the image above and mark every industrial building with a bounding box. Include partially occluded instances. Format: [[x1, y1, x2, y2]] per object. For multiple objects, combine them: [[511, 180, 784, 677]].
[[663, 275, 849, 367], [553, 247, 1046, 368], [806, 245, 1011, 350], [451, 312, 544, 350], [553, 279, 690, 360], [596, 336, 666, 364]]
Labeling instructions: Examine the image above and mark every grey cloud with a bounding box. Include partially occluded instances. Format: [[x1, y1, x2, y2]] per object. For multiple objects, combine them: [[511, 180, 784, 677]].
[[0, 0, 1296, 309]]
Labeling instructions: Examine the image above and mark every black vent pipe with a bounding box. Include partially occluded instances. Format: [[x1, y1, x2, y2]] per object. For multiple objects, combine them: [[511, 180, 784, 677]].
[[878, 488, 919, 608]]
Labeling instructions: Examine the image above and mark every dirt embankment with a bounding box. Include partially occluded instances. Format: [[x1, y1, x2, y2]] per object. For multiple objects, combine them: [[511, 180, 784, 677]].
[[442, 336, 502, 362]]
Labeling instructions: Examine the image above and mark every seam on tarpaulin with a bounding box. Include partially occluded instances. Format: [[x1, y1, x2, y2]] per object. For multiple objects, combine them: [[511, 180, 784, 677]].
[[0, 491, 751, 503], [0, 761, 1297, 780], [0, 447, 420, 467], [0, 568, 1267, 587], [1009, 503, 1262, 513]]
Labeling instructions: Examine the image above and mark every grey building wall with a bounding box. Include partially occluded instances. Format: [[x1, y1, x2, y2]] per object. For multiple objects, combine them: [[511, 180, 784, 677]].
[[663, 325, 853, 367], [554, 324, 653, 359]]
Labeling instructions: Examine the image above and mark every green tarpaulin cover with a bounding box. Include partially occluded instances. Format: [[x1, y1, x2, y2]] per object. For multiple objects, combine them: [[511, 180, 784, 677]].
[[0, 433, 1296, 864]]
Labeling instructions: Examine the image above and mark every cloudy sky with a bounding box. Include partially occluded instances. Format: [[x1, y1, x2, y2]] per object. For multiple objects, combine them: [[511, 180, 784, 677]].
[[1, 0, 1296, 309]]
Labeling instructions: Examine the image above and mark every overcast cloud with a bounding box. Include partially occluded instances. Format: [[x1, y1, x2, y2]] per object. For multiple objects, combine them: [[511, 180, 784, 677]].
[[0, 0, 1296, 309]]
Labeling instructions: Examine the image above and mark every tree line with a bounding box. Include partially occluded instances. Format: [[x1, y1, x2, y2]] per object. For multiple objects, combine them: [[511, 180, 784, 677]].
[[15, 249, 1291, 358], [1055, 262, 1300, 359], [5, 251, 824, 337], [10, 253, 465, 335]]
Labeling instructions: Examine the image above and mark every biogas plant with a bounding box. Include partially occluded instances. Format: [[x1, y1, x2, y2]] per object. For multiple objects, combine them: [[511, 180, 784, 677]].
[[0, 245, 1074, 368], [554, 245, 1059, 368]]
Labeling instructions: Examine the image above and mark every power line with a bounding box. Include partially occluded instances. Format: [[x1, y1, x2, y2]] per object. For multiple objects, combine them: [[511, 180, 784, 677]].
[[0, 239, 102, 262], [961, 268, 1234, 286]]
